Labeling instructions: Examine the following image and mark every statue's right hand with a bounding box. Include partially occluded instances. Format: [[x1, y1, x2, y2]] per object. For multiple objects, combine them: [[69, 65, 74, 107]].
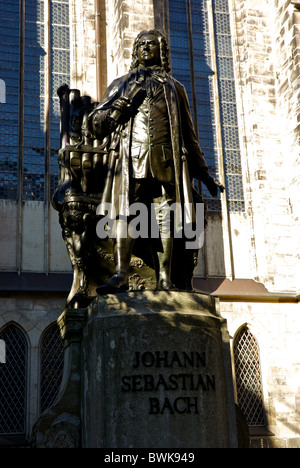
[[109, 96, 131, 124], [112, 96, 131, 114]]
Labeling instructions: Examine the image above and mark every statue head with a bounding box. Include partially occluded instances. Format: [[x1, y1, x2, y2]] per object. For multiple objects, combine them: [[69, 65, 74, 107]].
[[129, 29, 170, 72]]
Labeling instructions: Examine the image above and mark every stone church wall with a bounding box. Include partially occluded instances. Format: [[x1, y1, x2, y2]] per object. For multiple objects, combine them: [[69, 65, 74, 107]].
[[229, 0, 300, 292]]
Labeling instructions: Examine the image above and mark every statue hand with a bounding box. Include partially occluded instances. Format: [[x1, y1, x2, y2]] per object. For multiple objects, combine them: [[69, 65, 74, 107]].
[[204, 175, 225, 197], [112, 96, 131, 113], [109, 96, 131, 123]]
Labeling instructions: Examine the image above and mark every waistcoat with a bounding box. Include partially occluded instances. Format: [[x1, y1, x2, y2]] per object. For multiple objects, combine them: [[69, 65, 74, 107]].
[[130, 81, 175, 184]]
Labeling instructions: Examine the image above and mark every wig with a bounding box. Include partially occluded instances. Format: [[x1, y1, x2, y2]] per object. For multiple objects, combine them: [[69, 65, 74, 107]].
[[129, 29, 171, 73]]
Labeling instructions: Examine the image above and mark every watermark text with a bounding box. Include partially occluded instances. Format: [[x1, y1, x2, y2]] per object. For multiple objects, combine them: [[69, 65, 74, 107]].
[[96, 200, 204, 249]]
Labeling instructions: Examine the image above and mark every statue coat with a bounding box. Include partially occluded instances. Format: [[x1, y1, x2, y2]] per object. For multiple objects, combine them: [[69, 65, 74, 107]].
[[90, 69, 210, 231]]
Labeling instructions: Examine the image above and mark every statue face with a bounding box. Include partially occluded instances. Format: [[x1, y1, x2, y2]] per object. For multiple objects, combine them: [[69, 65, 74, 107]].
[[137, 33, 161, 67]]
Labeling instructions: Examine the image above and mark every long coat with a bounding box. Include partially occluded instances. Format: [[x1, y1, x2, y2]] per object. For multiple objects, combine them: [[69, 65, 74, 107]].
[[90, 68, 210, 232]]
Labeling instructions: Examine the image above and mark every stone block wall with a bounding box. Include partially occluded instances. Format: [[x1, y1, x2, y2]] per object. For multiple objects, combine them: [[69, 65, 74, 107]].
[[70, 0, 98, 100], [229, 0, 300, 292], [70, 0, 155, 93], [105, 0, 155, 82], [274, 0, 300, 268], [221, 300, 300, 448]]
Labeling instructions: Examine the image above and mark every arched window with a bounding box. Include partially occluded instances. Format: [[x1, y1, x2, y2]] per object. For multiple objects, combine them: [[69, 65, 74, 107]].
[[0, 324, 28, 435], [233, 326, 266, 426], [40, 323, 64, 413]]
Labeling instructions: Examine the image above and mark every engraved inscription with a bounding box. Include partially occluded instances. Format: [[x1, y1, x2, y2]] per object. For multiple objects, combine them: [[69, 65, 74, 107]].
[[121, 351, 216, 415]]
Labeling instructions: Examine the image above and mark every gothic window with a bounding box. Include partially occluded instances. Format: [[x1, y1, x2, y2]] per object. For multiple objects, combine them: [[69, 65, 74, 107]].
[[0, 324, 28, 435], [233, 326, 266, 426], [40, 322, 64, 413], [169, 0, 244, 212]]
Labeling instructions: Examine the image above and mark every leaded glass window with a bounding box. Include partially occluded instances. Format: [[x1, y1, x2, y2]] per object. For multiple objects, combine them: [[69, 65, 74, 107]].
[[0, 0, 70, 201], [50, 0, 70, 197], [233, 327, 266, 426], [169, 0, 244, 212], [0, 325, 28, 435], [40, 323, 64, 413], [0, 1, 20, 199]]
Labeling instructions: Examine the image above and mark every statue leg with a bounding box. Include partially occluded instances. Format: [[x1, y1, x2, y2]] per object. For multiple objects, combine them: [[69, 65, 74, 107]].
[[97, 219, 134, 294], [153, 185, 176, 290], [156, 236, 176, 290]]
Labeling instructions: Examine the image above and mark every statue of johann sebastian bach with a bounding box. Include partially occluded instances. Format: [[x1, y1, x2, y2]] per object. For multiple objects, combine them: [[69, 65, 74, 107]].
[[89, 30, 224, 294]]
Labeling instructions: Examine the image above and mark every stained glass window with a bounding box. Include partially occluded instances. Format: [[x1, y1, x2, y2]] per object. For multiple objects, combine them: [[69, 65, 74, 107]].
[[169, 0, 244, 211], [0, 0, 70, 201], [0, 1, 20, 199]]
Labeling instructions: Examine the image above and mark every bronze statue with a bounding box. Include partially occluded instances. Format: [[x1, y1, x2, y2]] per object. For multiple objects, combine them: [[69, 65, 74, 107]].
[[52, 30, 223, 306], [89, 30, 223, 294]]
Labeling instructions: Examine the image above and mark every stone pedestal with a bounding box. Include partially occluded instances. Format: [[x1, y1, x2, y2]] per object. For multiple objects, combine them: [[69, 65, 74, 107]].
[[82, 291, 238, 448], [31, 291, 240, 448]]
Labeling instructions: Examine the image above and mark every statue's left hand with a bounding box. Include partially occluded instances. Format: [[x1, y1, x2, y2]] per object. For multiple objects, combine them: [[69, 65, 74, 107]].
[[204, 175, 225, 197]]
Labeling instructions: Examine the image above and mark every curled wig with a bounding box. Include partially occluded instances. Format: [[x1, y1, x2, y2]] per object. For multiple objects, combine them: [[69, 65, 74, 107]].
[[129, 29, 171, 73]]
